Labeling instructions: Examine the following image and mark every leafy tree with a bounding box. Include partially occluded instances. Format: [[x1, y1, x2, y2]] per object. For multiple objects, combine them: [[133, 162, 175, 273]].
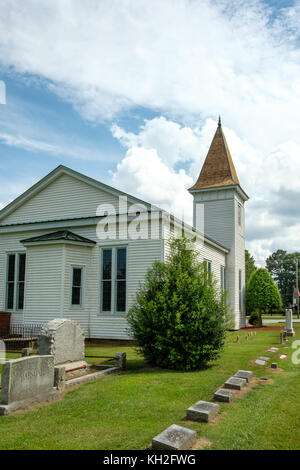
[[246, 268, 282, 327], [245, 250, 256, 286], [127, 237, 230, 370], [266, 250, 300, 307]]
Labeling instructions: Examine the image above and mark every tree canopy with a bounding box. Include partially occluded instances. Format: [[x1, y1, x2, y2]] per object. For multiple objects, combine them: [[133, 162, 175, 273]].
[[245, 249, 257, 286], [127, 237, 231, 370], [266, 250, 300, 307], [246, 268, 282, 326]]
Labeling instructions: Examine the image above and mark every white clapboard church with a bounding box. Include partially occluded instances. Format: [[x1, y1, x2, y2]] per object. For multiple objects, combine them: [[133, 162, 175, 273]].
[[0, 120, 248, 339]]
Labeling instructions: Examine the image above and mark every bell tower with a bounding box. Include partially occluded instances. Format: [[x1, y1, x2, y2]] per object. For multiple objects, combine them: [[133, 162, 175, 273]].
[[189, 118, 249, 329]]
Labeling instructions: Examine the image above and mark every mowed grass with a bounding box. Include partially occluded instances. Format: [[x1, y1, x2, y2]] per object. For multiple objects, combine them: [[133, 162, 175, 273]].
[[0, 327, 299, 450]]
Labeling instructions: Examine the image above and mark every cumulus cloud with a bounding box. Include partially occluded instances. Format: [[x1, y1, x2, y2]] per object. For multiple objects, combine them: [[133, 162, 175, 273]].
[[1, 0, 300, 150], [1, 0, 300, 265], [111, 115, 300, 266], [111, 146, 193, 221]]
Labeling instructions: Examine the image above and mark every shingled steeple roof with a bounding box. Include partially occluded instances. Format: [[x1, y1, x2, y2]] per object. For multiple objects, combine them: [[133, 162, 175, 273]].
[[189, 118, 240, 191]]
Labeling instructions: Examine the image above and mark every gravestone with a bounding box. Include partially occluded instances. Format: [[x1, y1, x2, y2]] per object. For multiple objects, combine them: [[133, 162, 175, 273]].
[[255, 359, 266, 366], [214, 388, 235, 403], [224, 376, 247, 390], [0, 355, 61, 415], [152, 424, 196, 450], [186, 400, 219, 422], [38, 319, 85, 365], [267, 347, 278, 353], [115, 352, 126, 370], [271, 363, 278, 369], [284, 309, 295, 337], [234, 370, 253, 382], [259, 356, 270, 361]]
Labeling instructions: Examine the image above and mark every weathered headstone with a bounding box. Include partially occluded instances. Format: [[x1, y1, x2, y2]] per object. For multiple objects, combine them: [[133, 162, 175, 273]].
[[271, 363, 278, 369], [214, 388, 235, 403], [284, 309, 295, 337], [0, 355, 61, 415], [152, 424, 196, 450], [54, 365, 66, 391], [234, 370, 253, 382], [224, 376, 247, 390], [255, 359, 266, 366], [22, 347, 32, 357], [186, 400, 219, 423], [115, 352, 126, 370], [37, 319, 85, 365]]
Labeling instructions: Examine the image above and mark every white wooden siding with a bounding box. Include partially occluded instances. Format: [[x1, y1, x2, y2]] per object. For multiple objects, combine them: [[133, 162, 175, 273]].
[[1, 174, 120, 224]]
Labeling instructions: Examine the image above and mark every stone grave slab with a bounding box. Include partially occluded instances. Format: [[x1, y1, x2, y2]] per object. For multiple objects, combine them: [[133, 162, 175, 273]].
[[224, 376, 247, 390], [279, 354, 287, 359], [234, 370, 253, 382], [214, 388, 235, 403], [152, 424, 196, 450], [255, 359, 266, 366], [259, 356, 270, 361], [271, 363, 278, 369], [37, 318, 85, 365], [186, 400, 219, 422], [267, 347, 278, 353], [0, 355, 61, 415]]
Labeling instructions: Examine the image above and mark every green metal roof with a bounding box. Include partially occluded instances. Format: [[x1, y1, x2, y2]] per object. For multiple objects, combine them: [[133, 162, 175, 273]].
[[20, 230, 96, 245]]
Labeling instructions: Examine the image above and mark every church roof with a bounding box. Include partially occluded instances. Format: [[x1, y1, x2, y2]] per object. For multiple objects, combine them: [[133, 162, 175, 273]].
[[21, 230, 96, 245], [189, 118, 240, 191]]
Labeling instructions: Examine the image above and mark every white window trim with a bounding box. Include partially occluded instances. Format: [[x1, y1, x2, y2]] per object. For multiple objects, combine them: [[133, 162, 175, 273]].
[[221, 265, 226, 291], [204, 259, 212, 272], [99, 245, 128, 315], [70, 265, 85, 309], [5, 251, 26, 312]]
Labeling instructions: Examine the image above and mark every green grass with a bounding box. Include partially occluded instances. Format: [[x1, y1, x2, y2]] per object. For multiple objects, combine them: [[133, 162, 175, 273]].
[[0, 328, 299, 450]]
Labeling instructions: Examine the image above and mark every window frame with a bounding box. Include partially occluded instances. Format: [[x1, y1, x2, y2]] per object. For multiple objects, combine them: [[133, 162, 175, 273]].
[[70, 265, 85, 308], [100, 245, 128, 315], [220, 265, 226, 292], [204, 259, 212, 273], [5, 251, 26, 312]]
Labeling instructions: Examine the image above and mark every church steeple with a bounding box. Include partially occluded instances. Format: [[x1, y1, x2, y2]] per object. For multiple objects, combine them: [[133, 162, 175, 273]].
[[189, 119, 240, 192]]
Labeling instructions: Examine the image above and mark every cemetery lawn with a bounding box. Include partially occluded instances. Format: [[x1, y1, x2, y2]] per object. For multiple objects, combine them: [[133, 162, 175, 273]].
[[0, 327, 299, 450]]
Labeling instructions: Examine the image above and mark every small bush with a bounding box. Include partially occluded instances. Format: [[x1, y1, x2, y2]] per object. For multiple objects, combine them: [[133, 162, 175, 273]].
[[248, 311, 260, 327], [127, 237, 230, 371]]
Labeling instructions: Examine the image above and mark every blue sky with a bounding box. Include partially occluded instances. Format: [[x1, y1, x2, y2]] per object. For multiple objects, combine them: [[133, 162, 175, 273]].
[[0, 0, 300, 265]]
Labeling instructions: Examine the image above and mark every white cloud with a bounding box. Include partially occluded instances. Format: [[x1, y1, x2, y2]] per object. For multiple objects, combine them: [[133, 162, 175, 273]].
[[0, 0, 300, 150], [111, 115, 300, 266], [111, 146, 193, 221], [1, 0, 300, 265]]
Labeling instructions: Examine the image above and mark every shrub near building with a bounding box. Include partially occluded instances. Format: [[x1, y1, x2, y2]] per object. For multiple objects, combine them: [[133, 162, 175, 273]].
[[127, 237, 230, 371]]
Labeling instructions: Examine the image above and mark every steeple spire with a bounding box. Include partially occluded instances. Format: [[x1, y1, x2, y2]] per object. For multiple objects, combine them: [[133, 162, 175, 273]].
[[189, 119, 240, 191]]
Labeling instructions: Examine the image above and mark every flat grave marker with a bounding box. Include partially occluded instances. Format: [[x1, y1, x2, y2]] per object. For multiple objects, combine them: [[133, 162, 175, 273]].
[[152, 424, 196, 450], [186, 400, 219, 422]]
